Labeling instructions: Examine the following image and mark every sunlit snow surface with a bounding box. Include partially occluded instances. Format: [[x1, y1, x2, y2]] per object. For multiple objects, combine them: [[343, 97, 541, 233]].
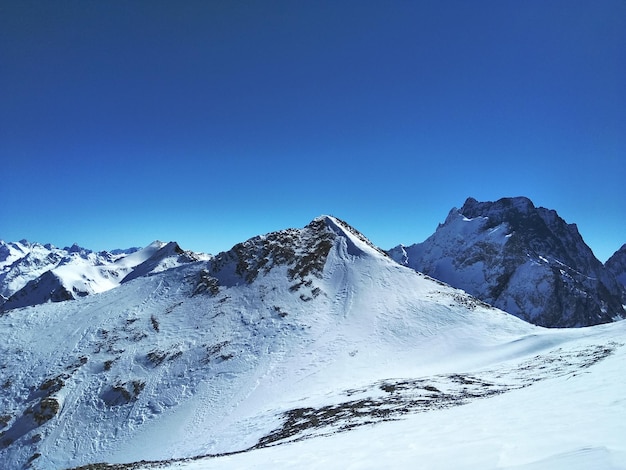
[[170, 323, 626, 470], [1, 218, 624, 469]]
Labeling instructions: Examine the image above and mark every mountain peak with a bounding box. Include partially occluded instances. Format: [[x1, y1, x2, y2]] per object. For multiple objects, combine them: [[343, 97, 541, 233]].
[[206, 215, 387, 293], [64, 243, 92, 256], [311, 215, 387, 258], [389, 197, 625, 327], [147, 240, 168, 250], [461, 196, 536, 219]]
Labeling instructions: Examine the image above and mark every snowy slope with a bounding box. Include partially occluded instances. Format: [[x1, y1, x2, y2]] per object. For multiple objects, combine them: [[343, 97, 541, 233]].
[[0, 241, 209, 312], [1, 217, 624, 469], [167, 321, 626, 470], [389, 197, 625, 327]]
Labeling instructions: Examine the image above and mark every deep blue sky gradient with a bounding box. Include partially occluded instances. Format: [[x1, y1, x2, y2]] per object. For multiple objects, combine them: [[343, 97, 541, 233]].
[[1, 1, 625, 261]]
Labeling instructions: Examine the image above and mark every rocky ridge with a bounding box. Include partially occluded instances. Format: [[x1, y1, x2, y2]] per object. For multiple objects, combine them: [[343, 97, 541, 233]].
[[388, 197, 625, 327]]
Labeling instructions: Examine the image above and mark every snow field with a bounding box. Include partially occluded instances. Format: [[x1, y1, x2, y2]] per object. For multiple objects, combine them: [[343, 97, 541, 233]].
[[1, 217, 624, 469]]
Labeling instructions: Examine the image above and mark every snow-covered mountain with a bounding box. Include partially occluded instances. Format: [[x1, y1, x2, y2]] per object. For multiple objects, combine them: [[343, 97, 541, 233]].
[[0, 240, 208, 312], [388, 197, 625, 327], [606, 244, 626, 290], [1, 216, 624, 470], [0, 240, 93, 302]]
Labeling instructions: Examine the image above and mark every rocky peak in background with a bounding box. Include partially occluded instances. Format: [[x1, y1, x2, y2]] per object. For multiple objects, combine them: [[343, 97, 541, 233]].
[[606, 244, 626, 293], [388, 197, 625, 327]]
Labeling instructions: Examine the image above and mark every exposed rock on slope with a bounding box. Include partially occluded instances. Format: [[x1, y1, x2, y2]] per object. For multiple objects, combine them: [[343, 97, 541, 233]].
[[388, 197, 625, 327], [204, 216, 375, 290]]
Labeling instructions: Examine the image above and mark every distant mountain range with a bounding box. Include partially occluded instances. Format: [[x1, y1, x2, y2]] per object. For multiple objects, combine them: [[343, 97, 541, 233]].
[[388, 197, 625, 327], [0, 240, 209, 311], [3, 197, 624, 328]]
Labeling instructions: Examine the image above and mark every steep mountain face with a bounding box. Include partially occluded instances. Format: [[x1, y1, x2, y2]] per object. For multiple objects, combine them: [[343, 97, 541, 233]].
[[0, 240, 207, 312], [606, 244, 626, 290], [388, 197, 625, 327]]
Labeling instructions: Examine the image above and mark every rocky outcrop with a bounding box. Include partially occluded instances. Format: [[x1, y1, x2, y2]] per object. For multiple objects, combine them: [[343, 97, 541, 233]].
[[389, 197, 625, 327], [606, 244, 626, 288]]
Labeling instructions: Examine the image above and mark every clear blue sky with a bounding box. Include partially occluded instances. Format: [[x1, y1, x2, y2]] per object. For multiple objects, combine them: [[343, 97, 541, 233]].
[[1, 1, 625, 262]]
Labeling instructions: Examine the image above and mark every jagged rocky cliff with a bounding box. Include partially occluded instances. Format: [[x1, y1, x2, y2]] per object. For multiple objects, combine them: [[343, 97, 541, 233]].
[[606, 244, 626, 290], [388, 197, 626, 327]]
